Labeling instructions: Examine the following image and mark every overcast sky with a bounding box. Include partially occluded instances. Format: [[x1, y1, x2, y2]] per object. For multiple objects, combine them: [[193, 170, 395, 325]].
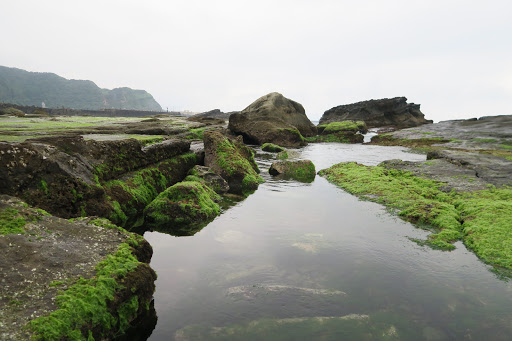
[[1, 0, 511, 121]]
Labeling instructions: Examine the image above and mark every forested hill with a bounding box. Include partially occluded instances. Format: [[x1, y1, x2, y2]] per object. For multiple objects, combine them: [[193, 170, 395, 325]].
[[0, 66, 162, 111]]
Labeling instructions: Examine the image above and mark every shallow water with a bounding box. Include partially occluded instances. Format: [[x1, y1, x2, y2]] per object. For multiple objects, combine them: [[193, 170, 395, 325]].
[[142, 143, 512, 340]]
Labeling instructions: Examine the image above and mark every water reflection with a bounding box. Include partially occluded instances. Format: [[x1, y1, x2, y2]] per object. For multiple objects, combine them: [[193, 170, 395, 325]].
[[138, 143, 512, 340]]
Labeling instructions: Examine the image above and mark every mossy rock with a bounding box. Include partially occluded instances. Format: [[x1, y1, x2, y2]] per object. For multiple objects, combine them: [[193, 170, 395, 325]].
[[204, 131, 264, 196], [262, 143, 285, 153], [144, 181, 221, 234], [187, 165, 230, 194], [320, 121, 368, 134], [269, 160, 316, 182]]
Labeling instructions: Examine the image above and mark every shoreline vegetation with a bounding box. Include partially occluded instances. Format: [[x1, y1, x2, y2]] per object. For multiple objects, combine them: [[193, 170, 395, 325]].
[[1, 95, 511, 339], [319, 163, 512, 277]]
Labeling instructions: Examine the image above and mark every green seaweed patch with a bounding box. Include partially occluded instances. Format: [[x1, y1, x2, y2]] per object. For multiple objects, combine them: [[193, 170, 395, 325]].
[[144, 181, 221, 231], [262, 143, 285, 153], [319, 163, 461, 250], [323, 121, 367, 133], [320, 163, 512, 274], [215, 138, 264, 194], [185, 128, 206, 140], [29, 242, 145, 340], [456, 188, 512, 273], [0, 208, 26, 235], [472, 138, 497, 143]]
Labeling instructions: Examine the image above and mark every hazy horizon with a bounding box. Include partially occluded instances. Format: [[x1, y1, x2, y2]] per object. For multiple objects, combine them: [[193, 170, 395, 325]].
[[1, 1, 510, 122]]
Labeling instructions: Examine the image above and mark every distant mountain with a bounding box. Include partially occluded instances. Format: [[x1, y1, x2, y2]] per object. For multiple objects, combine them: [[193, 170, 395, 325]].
[[0, 66, 162, 111]]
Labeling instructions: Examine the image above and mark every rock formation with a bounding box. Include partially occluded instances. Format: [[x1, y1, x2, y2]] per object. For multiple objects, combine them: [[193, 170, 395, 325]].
[[269, 160, 316, 182], [204, 131, 263, 196], [319, 97, 432, 129], [228, 92, 317, 147]]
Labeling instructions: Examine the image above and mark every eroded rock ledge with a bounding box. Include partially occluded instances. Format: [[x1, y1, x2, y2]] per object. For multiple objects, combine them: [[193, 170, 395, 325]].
[[0, 195, 156, 340]]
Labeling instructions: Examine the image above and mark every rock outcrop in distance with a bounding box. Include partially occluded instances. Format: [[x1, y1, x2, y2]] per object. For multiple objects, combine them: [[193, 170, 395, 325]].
[[228, 92, 317, 147], [0, 65, 162, 111], [320, 97, 432, 129], [190, 109, 232, 121]]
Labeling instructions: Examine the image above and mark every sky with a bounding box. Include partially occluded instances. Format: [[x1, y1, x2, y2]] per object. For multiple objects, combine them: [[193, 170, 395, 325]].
[[1, 0, 511, 122]]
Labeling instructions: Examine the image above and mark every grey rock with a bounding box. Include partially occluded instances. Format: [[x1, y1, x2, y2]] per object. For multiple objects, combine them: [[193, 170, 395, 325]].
[[320, 97, 432, 129], [228, 92, 317, 147]]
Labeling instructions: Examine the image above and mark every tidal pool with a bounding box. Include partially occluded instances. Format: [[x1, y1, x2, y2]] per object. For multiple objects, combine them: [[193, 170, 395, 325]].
[[141, 143, 512, 340]]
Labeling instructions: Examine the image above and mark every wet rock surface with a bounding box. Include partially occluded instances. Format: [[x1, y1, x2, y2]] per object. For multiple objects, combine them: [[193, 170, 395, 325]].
[[269, 160, 316, 182], [320, 97, 432, 129], [204, 131, 263, 195], [228, 92, 316, 147], [0, 195, 155, 340], [371, 115, 512, 190]]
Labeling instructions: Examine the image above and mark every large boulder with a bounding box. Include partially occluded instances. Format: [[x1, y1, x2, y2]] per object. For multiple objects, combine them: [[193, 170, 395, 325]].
[[319, 97, 432, 129], [228, 92, 317, 147], [204, 131, 264, 196]]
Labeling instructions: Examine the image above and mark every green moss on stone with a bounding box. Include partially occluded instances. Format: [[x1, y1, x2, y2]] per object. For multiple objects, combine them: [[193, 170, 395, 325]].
[[144, 180, 221, 228], [319, 162, 512, 275], [29, 242, 144, 340], [0, 208, 26, 235], [323, 121, 366, 133], [262, 143, 285, 153]]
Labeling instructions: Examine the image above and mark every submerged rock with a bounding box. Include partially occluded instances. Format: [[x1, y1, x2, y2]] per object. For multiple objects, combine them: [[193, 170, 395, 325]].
[[320, 97, 432, 129], [269, 160, 316, 182], [174, 314, 407, 341], [204, 131, 264, 196], [0, 195, 156, 340], [144, 181, 221, 234], [228, 92, 316, 147]]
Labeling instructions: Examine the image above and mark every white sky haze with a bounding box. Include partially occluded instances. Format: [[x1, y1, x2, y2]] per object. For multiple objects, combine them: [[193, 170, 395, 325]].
[[1, 0, 511, 121]]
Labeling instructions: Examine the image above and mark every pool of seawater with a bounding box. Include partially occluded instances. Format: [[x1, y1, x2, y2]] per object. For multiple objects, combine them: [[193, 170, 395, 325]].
[[138, 143, 512, 340]]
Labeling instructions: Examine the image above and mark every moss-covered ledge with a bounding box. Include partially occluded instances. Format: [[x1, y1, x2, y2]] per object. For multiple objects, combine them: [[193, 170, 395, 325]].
[[319, 162, 512, 278], [0, 196, 156, 340]]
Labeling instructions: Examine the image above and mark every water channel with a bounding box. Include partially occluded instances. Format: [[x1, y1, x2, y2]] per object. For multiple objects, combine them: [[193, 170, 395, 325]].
[[139, 143, 512, 340]]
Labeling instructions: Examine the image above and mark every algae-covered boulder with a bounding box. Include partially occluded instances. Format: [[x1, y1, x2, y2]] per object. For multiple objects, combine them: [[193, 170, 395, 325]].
[[269, 160, 316, 182], [204, 131, 264, 196], [262, 143, 285, 153], [187, 165, 230, 194], [228, 92, 316, 147], [276, 149, 301, 160], [144, 181, 221, 234], [309, 121, 367, 143], [0, 195, 156, 341]]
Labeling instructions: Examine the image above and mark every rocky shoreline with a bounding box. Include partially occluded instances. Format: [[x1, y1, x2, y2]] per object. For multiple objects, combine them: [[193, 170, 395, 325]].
[[1, 94, 511, 339]]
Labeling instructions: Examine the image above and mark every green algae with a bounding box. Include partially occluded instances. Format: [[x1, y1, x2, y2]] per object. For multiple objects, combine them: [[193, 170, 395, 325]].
[[144, 180, 221, 229], [29, 241, 145, 340], [185, 128, 206, 140], [322, 121, 366, 133], [104, 153, 198, 226], [0, 208, 26, 235], [262, 143, 285, 153], [319, 162, 512, 275], [214, 137, 264, 195], [270, 160, 316, 183]]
